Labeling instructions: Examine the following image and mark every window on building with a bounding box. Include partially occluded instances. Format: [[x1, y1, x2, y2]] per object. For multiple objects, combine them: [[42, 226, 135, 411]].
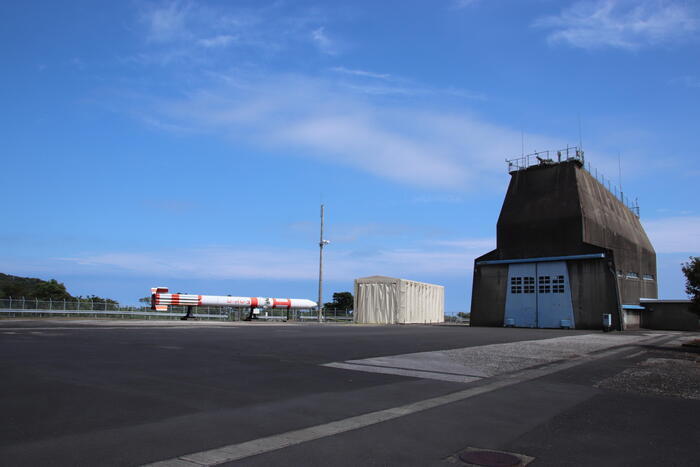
[[552, 275, 565, 293], [626, 272, 639, 279], [523, 276, 535, 293], [643, 274, 655, 281], [538, 276, 551, 294], [510, 276, 522, 294]]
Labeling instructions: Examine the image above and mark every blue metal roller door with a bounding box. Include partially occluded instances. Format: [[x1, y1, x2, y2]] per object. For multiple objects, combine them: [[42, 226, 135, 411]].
[[504, 263, 537, 327], [504, 261, 575, 328]]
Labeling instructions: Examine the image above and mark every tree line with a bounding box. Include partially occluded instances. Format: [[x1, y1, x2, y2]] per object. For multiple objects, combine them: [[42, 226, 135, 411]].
[[0, 273, 117, 303]]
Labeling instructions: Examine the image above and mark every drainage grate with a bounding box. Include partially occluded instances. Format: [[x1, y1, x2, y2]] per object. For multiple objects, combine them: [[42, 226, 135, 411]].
[[445, 447, 534, 466]]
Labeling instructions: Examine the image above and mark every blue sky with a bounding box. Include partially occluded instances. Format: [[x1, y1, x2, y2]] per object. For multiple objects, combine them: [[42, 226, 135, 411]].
[[2, 0, 699, 311]]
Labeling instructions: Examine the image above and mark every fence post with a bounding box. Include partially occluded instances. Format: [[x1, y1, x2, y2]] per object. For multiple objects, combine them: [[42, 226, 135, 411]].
[[8, 297, 12, 309]]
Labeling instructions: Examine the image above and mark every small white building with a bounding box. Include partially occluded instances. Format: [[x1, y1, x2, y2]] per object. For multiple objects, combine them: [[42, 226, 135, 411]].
[[354, 276, 445, 324]]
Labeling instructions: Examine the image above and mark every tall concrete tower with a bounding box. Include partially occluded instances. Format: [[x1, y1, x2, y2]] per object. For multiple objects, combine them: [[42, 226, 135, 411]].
[[470, 148, 657, 330]]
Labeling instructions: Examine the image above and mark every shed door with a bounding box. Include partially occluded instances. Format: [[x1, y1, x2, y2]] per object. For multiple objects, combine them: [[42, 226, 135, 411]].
[[536, 261, 575, 328], [504, 263, 537, 327]]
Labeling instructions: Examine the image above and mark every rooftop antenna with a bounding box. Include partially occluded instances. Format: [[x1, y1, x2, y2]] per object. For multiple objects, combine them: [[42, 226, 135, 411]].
[[618, 151, 623, 195], [577, 113, 583, 150]]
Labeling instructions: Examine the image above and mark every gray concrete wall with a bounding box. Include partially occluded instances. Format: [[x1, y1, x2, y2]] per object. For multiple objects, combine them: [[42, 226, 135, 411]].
[[496, 162, 588, 259], [575, 168, 658, 303], [641, 301, 700, 331], [470, 263, 508, 326], [567, 259, 620, 330]]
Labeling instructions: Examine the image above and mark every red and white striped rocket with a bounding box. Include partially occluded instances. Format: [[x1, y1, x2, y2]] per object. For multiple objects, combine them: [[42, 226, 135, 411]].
[[150, 287, 317, 311]]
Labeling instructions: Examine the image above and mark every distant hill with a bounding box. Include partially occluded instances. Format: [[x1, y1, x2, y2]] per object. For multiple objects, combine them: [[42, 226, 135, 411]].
[[0, 273, 116, 302]]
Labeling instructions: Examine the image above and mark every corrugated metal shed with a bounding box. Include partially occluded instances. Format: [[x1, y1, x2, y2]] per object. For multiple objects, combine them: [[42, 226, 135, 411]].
[[353, 276, 444, 324]]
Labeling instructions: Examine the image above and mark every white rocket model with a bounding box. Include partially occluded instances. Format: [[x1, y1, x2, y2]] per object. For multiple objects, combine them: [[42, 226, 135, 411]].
[[150, 287, 317, 312]]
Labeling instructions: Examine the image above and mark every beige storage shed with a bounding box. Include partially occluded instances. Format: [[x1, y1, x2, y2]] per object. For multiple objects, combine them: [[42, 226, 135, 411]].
[[353, 276, 444, 324]]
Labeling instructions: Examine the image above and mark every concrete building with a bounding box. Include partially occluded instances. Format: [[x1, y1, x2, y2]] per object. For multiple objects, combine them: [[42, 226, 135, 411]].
[[354, 276, 444, 324], [640, 299, 700, 331], [470, 148, 657, 330]]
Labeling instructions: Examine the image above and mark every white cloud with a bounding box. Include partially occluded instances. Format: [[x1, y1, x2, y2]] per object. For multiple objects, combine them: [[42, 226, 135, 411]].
[[452, 0, 479, 9], [276, 114, 466, 188], [331, 67, 392, 80], [330, 66, 484, 99], [127, 4, 618, 192], [311, 27, 337, 55], [137, 1, 334, 59], [643, 216, 700, 253], [198, 35, 236, 48], [669, 75, 700, 88], [411, 194, 464, 204], [136, 72, 570, 190], [51, 237, 489, 281], [143, 199, 198, 214], [432, 238, 496, 250], [535, 0, 698, 50], [141, 0, 192, 43]]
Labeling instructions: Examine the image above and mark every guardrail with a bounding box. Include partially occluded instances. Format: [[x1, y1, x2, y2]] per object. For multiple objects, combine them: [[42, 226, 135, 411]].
[[1, 308, 463, 324], [0, 309, 229, 320], [0, 300, 354, 322]]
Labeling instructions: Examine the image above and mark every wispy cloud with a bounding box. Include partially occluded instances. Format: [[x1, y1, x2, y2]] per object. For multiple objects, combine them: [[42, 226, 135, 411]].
[[197, 34, 236, 48], [330, 66, 484, 99], [432, 238, 495, 250], [143, 199, 198, 214], [48, 236, 490, 282], [288, 221, 424, 243], [669, 75, 700, 88], [643, 216, 700, 253], [135, 1, 335, 62], [41, 217, 678, 283], [124, 3, 614, 192], [534, 0, 699, 50], [141, 0, 192, 43], [311, 26, 337, 55], [452, 0, 479, 9], [130, 71, 577, 190], [411, 194, 464, 204], [331, 67, 392, 80]]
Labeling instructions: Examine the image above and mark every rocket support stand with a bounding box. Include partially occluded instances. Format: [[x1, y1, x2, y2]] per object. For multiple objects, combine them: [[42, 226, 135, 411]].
[[181, 305, 194, 321]]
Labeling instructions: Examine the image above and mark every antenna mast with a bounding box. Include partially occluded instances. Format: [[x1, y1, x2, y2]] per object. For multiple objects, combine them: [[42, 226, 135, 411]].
[[577, 113, 583, 150], [618, 151, 623, 194], [317, 204, 329, 323]]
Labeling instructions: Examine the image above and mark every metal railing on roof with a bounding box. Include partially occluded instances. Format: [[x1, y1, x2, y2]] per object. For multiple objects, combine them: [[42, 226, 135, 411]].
[[505, 146, 640, 218], [506, 146, 583, 173], [583, 160, 640, 217]]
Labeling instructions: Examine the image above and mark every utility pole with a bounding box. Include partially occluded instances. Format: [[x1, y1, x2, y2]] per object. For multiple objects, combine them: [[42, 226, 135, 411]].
[[317, 204, 330, 323]]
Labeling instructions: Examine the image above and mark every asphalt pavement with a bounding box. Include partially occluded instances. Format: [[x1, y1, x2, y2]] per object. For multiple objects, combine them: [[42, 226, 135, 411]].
[[0, 319, 697, 467]]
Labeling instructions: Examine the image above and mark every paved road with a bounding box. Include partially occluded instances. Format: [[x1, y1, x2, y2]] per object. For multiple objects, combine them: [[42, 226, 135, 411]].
[[0, 319, 697, 466]]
